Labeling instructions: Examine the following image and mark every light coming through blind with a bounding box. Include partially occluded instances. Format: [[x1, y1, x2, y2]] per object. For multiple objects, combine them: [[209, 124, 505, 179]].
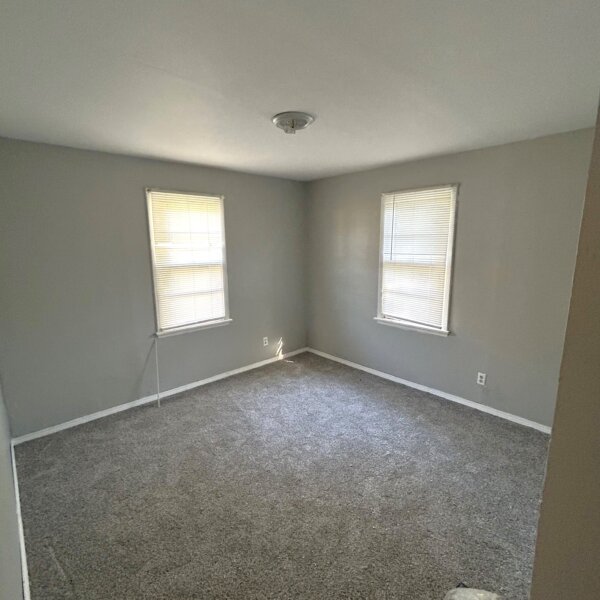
[[147, 189, 229, 333], [378, 185, 456, 332]]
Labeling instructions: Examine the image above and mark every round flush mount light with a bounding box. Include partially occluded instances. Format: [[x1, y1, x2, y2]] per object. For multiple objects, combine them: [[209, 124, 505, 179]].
[[272, 111, 315, 134]]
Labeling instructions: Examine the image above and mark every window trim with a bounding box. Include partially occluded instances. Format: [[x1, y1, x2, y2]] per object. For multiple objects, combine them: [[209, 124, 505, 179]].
[[145, 187, 231, 336], [376, 184, 458, 336]]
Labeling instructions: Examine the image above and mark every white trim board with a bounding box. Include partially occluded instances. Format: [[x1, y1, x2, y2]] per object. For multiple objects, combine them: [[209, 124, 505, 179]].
[[11, 347, 309, 445], [11, 343, 550, 445], [10, 442, 31, 600], [8, 345, 547, 599], [306, 348, 552, 434]]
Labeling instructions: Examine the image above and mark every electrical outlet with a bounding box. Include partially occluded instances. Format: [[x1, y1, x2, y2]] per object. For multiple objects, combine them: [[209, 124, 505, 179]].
[[263, 337, 269, 347], [477, 372, 487, 386]]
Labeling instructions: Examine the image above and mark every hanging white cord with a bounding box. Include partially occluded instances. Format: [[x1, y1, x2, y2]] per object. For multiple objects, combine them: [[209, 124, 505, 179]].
[[154, 335, 161, 408]]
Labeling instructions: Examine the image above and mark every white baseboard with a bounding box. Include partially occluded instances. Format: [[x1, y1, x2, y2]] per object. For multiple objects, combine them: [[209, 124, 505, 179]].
[[306, 348, 552, 434], [10, 442, 31, 600], [11, 347, 309, 445], [11, 343, 550, 445], [8, 343, 548, 598]]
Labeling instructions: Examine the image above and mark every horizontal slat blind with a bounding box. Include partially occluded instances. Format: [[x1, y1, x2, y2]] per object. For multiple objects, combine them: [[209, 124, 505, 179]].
[[380, 186, 456, 330], [147, 190, 228, 332]]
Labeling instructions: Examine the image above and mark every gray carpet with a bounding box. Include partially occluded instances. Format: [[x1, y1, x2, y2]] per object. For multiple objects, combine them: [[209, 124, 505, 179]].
[[16, 352, 549, 600]]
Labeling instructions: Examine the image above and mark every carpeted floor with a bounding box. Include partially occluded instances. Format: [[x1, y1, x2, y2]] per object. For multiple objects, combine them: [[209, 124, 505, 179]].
[[16, 352, 549, 600]]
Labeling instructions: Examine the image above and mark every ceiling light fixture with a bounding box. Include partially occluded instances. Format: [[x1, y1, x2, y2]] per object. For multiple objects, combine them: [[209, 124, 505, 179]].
[[272, 111, 315, 134]]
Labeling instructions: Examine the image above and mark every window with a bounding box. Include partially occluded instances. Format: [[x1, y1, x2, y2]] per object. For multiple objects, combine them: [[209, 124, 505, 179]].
[[146, 189, 230, 336], [376, 185, 457, 335]]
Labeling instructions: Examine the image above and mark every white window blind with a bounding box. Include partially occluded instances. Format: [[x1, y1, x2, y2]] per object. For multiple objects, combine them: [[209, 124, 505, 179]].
[[146, 189, 229, 334], [378, 185, 456, 332]]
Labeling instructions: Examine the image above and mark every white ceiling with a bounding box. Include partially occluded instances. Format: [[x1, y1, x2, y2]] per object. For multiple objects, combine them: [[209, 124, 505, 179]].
[[1, 1, 599, 181]]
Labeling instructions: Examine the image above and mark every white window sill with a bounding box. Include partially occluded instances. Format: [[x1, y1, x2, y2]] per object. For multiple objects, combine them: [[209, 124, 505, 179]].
[[156, 318, 232, 338], [374, 317, 450, 337]]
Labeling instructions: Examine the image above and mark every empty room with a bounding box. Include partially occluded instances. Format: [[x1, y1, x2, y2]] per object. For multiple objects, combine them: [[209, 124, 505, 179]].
[[1, 2, 600, 599]]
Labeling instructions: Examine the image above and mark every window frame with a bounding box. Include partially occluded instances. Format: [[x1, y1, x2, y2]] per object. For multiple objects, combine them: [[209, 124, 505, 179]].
[[145, 187, 232, 337], [375, 184, 458, 337]]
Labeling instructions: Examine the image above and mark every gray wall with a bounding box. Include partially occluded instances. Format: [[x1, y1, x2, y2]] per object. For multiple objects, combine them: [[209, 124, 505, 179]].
[[0, 139, 307, 436], [0, 130, 593, 436], [306, 129, 594, 427], [0, 380, 24, 599], [531, 110, 600, 599]]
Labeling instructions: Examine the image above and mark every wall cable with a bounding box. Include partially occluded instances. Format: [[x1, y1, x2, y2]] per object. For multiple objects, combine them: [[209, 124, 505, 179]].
[[154, 335, 161, 408]]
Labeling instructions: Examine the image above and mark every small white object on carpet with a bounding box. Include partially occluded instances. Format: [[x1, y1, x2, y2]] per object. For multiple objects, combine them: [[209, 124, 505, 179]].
[[444, 589, 502, 600]]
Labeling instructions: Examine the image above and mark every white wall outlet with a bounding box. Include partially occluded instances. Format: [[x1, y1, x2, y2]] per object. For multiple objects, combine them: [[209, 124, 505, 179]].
[[477, 372, 487, 386], [263, 337, 269, 347]]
